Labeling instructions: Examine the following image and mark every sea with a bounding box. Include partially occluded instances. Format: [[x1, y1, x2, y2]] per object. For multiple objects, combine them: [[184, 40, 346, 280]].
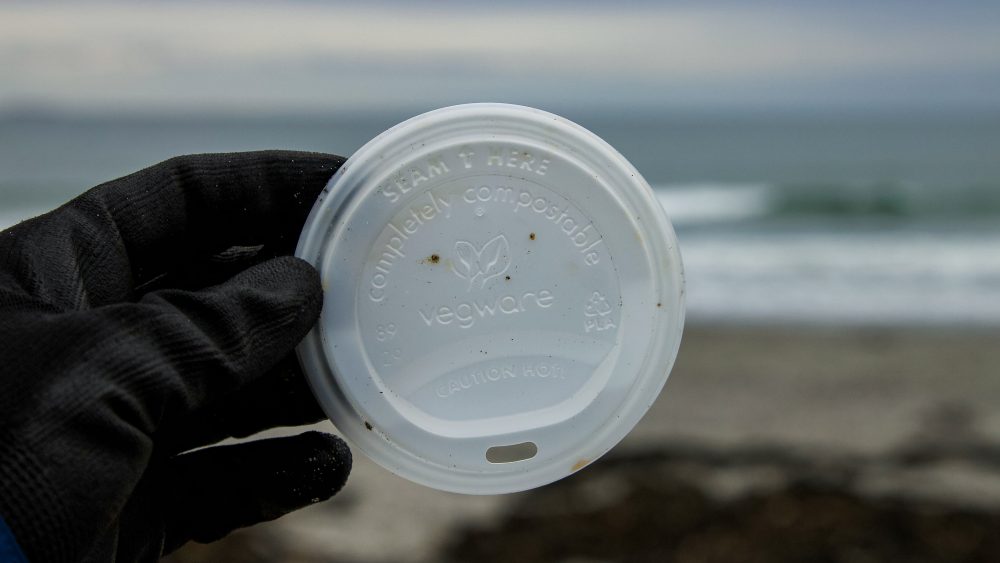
[[2, 110, 998, 326]]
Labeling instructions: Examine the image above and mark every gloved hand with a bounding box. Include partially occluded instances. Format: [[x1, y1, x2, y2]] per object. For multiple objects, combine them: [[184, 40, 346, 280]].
[[0, 151, 351, 562]]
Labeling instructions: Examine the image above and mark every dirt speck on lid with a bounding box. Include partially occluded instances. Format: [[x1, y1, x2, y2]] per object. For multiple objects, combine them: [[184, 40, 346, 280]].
[[364, 421, 373, 431], [529, 232, 536, 240]]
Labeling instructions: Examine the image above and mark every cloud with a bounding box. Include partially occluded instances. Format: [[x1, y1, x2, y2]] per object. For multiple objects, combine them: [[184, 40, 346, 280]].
[[1, 1, 998, 112]]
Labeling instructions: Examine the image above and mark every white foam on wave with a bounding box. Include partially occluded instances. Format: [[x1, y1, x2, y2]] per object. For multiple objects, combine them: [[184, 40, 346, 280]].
[[651, 183, 1000, 325], [654, 183, 772, 225], [678, 229, 1000, 326]]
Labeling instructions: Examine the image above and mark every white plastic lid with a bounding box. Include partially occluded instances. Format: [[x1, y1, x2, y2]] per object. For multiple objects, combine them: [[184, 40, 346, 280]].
[[296, 103, 684, 494]]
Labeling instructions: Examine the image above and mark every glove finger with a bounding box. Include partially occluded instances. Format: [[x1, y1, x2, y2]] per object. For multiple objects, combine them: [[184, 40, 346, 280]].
[[161, 431, 351, 554], [102, 151, 342, 284], [157, 353, 328, 453], [134, 242, 271, 295], [2, 150, 342, 310], [96, 255, 322, 428]]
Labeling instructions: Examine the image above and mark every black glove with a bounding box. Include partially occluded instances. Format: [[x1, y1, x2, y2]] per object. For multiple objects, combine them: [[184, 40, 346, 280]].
[[0, 151, 351, 562]]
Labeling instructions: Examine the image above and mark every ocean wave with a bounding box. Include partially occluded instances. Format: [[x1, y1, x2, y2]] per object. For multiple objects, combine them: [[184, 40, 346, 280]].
[[655, 182, 1000, 225], [678, 229, 1000, 326], [654, 183, 772, 224]]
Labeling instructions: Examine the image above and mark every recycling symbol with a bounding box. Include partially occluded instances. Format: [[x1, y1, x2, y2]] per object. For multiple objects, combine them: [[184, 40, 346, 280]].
[[584, 291, 616, 333], [584, 292, 612, 317]]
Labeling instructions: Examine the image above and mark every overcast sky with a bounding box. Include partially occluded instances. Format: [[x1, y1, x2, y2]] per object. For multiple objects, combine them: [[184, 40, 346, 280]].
[[1, 1, 999, 114]]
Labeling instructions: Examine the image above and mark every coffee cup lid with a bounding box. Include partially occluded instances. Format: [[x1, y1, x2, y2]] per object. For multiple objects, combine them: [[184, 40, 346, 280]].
[[296, 103, 684, 494]]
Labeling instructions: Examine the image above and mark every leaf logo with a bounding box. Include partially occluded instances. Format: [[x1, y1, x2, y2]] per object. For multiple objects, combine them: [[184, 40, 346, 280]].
[[452, 234, 511, 290]]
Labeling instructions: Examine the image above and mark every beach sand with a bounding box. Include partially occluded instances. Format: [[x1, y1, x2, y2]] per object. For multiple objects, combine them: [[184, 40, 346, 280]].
[[168, 325, 1000, 562]]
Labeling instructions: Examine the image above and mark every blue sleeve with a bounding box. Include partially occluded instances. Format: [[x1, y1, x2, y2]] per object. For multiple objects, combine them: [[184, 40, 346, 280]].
[[0, 516, 28, 563]]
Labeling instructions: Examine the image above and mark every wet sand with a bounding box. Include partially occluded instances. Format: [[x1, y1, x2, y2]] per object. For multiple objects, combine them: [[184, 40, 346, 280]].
[[168, 325, 1000, 563]]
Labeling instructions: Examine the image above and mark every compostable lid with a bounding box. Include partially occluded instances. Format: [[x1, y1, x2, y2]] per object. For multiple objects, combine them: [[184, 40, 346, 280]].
[[296, 103, 684, 494]]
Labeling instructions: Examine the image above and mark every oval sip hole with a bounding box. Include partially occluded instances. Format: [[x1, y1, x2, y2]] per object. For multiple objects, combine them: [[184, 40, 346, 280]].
[[486, 442, 538, 463]]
